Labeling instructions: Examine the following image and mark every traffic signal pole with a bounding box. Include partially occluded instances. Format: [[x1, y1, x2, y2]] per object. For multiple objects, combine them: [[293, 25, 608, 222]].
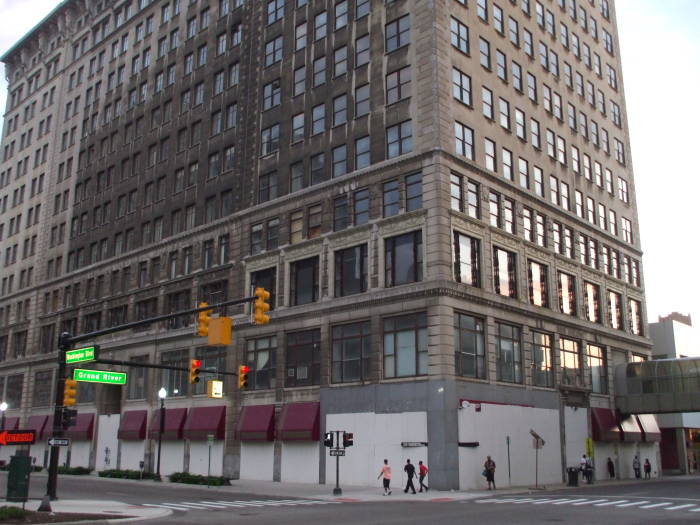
[[334, 430, 342, 496], [45, 333, 71, 502]]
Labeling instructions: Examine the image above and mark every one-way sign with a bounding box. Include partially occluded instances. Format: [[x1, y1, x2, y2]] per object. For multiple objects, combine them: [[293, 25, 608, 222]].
[[329, 449, 345, 456], [47, 437, 71, 447]]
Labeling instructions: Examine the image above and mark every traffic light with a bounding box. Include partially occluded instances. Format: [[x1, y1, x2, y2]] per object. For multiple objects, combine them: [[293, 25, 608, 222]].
[[343, 431, 354, 448], [196, 302, 212, 336], [189, 359, 201, 384], [253, 287, 271, 325], [62, 407, 78, 429], [238, 365, 249, 390], [63, 379, 78, 407], [323, 432, 334, 448]]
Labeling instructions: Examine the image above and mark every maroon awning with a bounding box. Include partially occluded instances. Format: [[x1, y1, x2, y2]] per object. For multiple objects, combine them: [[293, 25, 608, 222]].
[[236, 404, 275, 442], [65, 413, 95, 441], [148, 408, 187, 440], [25, 415, 48, 437], [2, 416, 20, 431], [118, 410, 147, 440], [619, 414, 643, 443], [591, 408, 621, 442], [278, 402, 319, 441], [636, 414, 661, 442], [183, 406, 226, 441], [41, 416, 54, 440]]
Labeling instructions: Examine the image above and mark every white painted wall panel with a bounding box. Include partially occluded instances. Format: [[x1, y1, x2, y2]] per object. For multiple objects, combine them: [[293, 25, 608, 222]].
[[240, 442, 274, 480], [95, 414, 119, 471], [159, 442, 185, 476], [69, 441, 91, 468], [189, 441, 223, 477], [119, 441, 146, 471], [564, 407, 587, 468], [281, 442, 320, 483]]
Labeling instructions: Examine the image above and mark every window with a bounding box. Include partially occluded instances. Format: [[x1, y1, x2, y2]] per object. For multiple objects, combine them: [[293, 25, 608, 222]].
[[247, 336, 277, 390], [261, 124, 280, 155], [383, 180, 400, 217], [454, 231, 480, 287], [161, 350, 188, 396], [455, 122, 474, 160], [356, 34, 370, 66], [386, 15, 410, 52], [286, 330, 321, 387], [334, 46, 348, 76], [355, 135, 370, 169], [294, 66, 306, 96], [629, 299, 643, 335], [313, 56, 326, 86], [357, 0, 369, 17], [315, 11, 328, 40], [532, 332, 553, 387], [584, 281, 601, 323], [312, 103, 325, 135], [455, 313, 486, 378], [329, 322, 370, 385], [385, 231, 422, 286], [251, 267, 277, 311], [264, 36, 283, 66], [587, 344, 607, 394], [528, 260, 548, 307], [453, 68, 472, 105], [290, 256, 319, 306], [560, 338, 582, 386], [335, 244, 368, 297], [482, 87, 494, 119], [386, 66, 411, 104], [451, 18, 469, 54], [405, 172, 422, 212], [493, 247, 517, 298], [622, 217, 633, 244], [558, 271, 576, 316], [335, 1, 348, 30], [386, 120, 412, 158], [496, 323, 521, 383], [353, 188, 370, 225], [384, 312, 428, 378], [267, 0, 284, 24], [127, 356, 148, 399], [496, 50, 507, 81], [479, 38, 491, 69], [608, 290, 623, 330], [477, 0, 488, 21], [262, 79, 281, 110]]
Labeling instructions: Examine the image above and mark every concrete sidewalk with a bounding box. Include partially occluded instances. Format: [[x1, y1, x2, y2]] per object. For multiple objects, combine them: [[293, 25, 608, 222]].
[[0, 498, 170, 524]]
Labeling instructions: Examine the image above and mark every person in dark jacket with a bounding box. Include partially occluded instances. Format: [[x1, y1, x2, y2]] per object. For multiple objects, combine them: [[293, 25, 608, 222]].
[[607, 457, 615, 479], [404, 459, 417, 494], [484, 456, 496, 490]]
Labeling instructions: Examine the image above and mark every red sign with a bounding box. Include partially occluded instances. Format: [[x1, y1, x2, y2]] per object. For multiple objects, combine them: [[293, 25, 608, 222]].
[[0, 429, 36, 446]]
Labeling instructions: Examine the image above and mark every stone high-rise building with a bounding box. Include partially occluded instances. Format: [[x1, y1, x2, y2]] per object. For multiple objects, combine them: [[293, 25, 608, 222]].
[[0, 0, 653, 489]]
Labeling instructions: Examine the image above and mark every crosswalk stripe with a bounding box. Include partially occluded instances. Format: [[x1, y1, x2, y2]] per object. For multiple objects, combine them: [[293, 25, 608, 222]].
[[142, 503, 192, 511], [512, 498, 538, 504], [595, 500, 628, 506], [552, 499, 588, 505], [152, 502, 210, 509], [141, 499, 336, 512], [689, 507, 700, 512], [640, 502, 672, 509], [531, 499, 561, 505], [665, 504, 696, 511], [183, 502, 227, 508], [616, 500, 650, 507], [572, 499, 608, 506]]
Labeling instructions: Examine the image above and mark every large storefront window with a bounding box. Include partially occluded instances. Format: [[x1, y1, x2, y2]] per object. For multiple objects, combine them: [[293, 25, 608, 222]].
[[332, 321, 371, 383], [286, 330, 320, 387], [247, 336, 277, 390], [496, 323, 522, 383], [587, 344, 607, 394], [454, 313, 486, 379], [384, 313, 428, 378], [560, 337, 582, 387], [532, 332, 553, 387]]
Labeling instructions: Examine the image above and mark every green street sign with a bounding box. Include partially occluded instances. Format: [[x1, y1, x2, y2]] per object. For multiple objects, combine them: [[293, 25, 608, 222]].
[[65, 346, 98, 364], [73, 369, 127, 385]]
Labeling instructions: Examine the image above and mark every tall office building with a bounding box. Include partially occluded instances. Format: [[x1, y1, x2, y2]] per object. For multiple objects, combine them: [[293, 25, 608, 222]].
[[0, 0, 654, 489]]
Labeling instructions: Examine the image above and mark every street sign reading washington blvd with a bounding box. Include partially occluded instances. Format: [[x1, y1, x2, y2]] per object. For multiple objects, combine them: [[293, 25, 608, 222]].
[[65, 346, 98, 364], [0, 430, 36, 446], [73, 369, 127, 385]]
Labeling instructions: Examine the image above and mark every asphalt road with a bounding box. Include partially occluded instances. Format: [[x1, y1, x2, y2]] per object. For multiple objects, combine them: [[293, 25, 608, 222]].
[[4, 472, 700, 524]]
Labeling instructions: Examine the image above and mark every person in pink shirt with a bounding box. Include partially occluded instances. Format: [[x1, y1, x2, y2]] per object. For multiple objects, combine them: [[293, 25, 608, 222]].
[[378, 459, 392, 495]]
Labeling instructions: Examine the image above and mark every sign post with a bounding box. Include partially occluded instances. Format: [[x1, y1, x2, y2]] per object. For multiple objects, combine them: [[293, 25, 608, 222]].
[[207, 434, 214, 487], [529, 429, 546, 490]]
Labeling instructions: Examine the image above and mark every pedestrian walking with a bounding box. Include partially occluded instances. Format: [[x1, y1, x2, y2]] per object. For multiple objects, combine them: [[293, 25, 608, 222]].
[[378, 459, 392, 496], [580, 454, 592, 484], [633, 456, 641, 479], [403, 459, 417, 494], [644, 459, 652, 479], [418, 460, 429, 492], [607, 457, 615, 479], [484, 455, 496, 490]]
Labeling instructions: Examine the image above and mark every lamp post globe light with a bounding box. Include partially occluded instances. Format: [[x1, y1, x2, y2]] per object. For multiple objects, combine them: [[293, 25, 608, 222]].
[[156, 388, 167, 479], [0, 402, 7, 431]]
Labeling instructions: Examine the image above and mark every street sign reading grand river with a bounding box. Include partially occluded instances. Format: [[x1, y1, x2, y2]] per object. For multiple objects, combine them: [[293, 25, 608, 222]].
[[73, 369, 127, 385]]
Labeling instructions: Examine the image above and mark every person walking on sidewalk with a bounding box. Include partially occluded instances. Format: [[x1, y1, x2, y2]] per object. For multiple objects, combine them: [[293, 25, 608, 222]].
[[418, 460, 429, 492], [607, 457, 615, 479], [404, 459, 417, 494], [378, 459, 392, 496], [484, 456, 496, 490], [644, 459, 652, 479], [633, 456, 641, 479]]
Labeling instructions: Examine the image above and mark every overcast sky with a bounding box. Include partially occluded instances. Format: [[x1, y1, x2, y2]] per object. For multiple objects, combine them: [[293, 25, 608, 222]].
[[1, 0, 698, 326]]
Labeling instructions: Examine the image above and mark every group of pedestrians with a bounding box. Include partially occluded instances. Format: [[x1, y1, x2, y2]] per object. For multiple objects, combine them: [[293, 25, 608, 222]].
[[633, 455, 653, 479], [378, 459, 429, 496]]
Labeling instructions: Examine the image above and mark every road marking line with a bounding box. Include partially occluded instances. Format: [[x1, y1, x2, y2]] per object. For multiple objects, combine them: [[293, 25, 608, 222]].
[[552, 499, 588, 505], [183, 502, 227, 508], [665, 504, 696, 511], [689, 507, 700, 512], [595, 500, 628, 506], [531, 499, 561, 505], [511, 498, 537, 504], [154, 503, 209, 510], [616, 500, 650, 507], [640, 502, 672, 509], [572, 499, 608, 506], [142, 504, 192, 511]]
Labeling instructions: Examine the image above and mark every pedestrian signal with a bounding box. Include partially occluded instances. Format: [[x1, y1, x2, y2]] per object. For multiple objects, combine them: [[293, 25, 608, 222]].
[[253, 287, 271, 325], [323, 432, 334, 447], [189, 359, 201, 384], [238, 365, 250, 390], [343, 432, 354, 448]]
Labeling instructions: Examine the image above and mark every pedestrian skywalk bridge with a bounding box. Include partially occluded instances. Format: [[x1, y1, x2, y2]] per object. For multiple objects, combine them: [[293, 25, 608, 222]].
[[474, 496, 700, 513], [142, 498, 341, 512]]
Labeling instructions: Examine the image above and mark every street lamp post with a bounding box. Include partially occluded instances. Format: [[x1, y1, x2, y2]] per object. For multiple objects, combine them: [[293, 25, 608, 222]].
[[156, 388, 167, 479], [0, 402, 7, 431]]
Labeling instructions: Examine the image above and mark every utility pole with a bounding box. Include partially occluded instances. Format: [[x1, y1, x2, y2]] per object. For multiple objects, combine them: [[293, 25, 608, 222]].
[[46, 332, 70, 501]]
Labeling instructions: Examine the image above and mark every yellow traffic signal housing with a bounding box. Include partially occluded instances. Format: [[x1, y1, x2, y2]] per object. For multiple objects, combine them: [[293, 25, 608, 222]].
[[196, 302, 213, 336], [238, 365, 250, 390], [189, 359, 201, 384], [253, 287, 271, 325], [63, 379, 78, 407], [208, 317, 232, 346]]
